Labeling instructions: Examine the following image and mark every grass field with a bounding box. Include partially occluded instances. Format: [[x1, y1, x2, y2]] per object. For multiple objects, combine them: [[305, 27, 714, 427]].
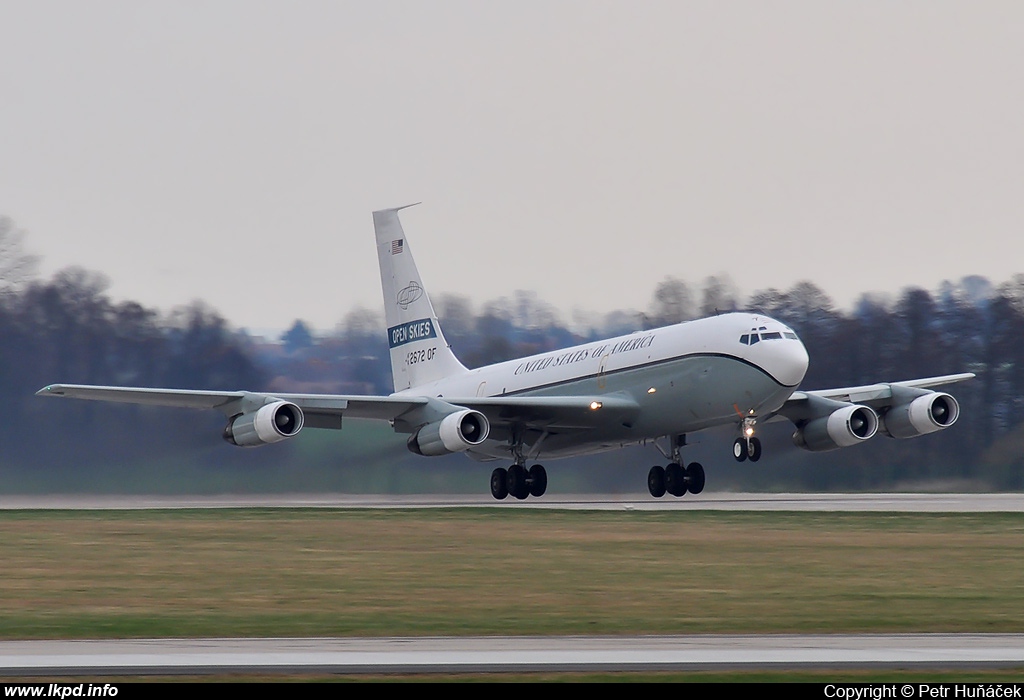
[[0, 508, 1022, 640]]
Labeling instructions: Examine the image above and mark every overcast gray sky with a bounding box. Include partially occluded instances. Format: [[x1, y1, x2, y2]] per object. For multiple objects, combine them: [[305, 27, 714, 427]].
[[1, 1, 1021, 332]]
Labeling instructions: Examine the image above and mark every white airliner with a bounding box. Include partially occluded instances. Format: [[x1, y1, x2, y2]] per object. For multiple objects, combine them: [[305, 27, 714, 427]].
[[38, 205, 974, 500]]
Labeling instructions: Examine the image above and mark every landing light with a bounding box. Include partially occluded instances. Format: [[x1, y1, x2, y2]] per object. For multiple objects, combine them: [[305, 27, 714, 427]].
[[590, 401, 602, 410], [744, 426, 755, 437], [647, 387, 656, 394]]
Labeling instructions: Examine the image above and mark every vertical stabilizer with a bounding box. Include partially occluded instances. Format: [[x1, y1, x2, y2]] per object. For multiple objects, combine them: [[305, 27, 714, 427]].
[[374, 205, 468, 392]]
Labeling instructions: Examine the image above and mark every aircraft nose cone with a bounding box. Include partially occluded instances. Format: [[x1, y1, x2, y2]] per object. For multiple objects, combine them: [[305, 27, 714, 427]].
[[765, 339, 809, 387]]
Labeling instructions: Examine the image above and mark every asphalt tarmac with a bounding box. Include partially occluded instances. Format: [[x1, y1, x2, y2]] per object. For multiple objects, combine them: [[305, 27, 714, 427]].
[[2, 492, 1024, 511]]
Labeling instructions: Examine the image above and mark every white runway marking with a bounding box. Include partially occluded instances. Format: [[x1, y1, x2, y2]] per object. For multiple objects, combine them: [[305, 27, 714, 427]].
[[2, 635, 1024, 675]]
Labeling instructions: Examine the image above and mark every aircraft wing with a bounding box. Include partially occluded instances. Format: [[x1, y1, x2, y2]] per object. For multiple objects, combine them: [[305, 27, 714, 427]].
[[35, 384, 429, 428], [38, 384, 250, 410], [782, 373, 976, 409], [769, 372, 976, 430], [36, 384, 639, 432], [447, 394, 641, 430]]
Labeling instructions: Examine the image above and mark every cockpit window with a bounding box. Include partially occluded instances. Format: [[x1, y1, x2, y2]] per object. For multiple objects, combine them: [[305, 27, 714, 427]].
[[743, 327, 800, 344]]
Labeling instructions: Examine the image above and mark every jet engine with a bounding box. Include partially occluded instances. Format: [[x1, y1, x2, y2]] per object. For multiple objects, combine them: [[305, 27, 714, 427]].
[[792, 404, 879, 452], [881, 392, 960, 439], [407, 409, 490, 456], [223, 400, 304, 447]]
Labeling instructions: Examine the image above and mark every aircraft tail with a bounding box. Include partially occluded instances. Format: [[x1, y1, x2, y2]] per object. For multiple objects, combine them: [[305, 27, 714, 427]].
[[373, 205, 469, 392]]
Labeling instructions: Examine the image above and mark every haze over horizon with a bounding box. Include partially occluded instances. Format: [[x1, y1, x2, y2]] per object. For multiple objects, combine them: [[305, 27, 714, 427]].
[[2, 2, 1021, 331]]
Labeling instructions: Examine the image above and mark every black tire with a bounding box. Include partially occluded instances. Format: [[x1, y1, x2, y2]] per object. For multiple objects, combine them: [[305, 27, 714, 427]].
[[647, 465, 666, 498], [748, 437, 762, 462], [507, 464, 529, 500], [490, 467, 508, 500], [665, 462, 686, 497], [529, 464, 548, 498], [685, 462, 706, 495], [733, 438, 748, 462]]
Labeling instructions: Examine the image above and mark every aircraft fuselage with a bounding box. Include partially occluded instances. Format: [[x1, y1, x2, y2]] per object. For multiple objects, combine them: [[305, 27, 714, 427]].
[[399, 312, 809, 459]]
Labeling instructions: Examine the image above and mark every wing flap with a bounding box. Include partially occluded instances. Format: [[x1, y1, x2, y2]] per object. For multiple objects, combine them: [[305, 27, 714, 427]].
[[450, 394, 641, 429], [282, 394, 427, 421], [37, 384, 640, 432]]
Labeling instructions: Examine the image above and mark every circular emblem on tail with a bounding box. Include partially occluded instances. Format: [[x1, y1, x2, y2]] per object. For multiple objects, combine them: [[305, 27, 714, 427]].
[[397, 281, 423, 309]]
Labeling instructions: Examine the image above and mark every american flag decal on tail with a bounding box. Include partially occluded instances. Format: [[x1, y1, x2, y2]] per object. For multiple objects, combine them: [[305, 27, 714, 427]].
[[391, 239, 404, 255]]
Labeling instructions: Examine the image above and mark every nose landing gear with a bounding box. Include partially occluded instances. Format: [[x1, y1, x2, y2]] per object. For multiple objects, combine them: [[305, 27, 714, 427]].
[[732, 436, 762, 462], [733, 415, 762, 462]]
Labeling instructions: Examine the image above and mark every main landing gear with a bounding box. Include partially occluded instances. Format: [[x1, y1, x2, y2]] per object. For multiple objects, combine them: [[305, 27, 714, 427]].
[[492, 429, 549, 500], [490, 463, 547, 500], [647, 434, 705, 498], [647, 462, 705, 498]]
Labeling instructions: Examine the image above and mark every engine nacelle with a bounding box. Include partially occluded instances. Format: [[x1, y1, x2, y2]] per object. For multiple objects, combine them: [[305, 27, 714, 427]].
[[792, 404, 879, 452], [881, 392, 960, 439], [223, 400, 304, 447], [407, 409, 490, 456]]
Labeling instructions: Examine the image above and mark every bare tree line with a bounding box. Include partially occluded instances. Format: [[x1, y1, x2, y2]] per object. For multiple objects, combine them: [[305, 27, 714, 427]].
[[1, 214, 1022, 491]]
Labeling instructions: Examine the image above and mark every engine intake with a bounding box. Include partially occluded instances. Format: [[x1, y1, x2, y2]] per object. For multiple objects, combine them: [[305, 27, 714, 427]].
[[793, 404, 879, 452], [223, 400, 304, 447], [408, 409, 490, 456], [881, 392, 960, 439]]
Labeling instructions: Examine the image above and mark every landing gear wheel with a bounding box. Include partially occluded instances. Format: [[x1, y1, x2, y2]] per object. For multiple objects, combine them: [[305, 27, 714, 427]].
[[685, 462, 705, 495], [507, 464, 529, 500], [490, 467, 508, 500], [648, 465, 666, 498], [733, 438, 748, 462], [748, 437, 762, 462], [665, 462, 687, 497], [529, 464, 548, 497]]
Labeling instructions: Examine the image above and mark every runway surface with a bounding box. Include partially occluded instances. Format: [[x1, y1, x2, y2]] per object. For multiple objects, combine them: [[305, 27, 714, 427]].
[[2, 493, 1020, 676], [2, 492, 1024, 511], [2, 635, 1024, 675]]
